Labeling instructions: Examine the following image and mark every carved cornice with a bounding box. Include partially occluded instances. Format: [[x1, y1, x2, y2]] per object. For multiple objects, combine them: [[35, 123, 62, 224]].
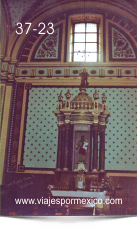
[[1, 64, 135, 87]]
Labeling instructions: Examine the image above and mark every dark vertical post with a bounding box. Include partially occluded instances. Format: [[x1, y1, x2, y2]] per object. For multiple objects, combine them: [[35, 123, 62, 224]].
[[63, 123, 70, 171], [92, 123, 98, 172], [68, 124, 73, 171], [99, 125, 106, 172], [61, 125, 65, 169], [56, 125, 63, 171], [89, 125, 93, 172]]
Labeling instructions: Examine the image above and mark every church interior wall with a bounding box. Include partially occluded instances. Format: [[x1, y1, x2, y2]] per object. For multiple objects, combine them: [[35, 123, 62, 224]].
[[1, 0, 137, 216]]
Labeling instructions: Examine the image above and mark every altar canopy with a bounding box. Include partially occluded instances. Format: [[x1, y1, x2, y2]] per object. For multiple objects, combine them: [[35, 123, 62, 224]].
[[54, 76, 110, 174]]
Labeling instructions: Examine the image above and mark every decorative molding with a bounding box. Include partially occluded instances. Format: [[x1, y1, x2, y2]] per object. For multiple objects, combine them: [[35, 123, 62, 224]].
[[18, 165, 25, 172], [112, 28, 136, 59], [7, 74, 15, 82], [0, 85, 6, 125], [15, 66, 137, 78], [34, 28, 60, 60], [31, 24, 63, 62], [109, 23, 137, 61], [7, 83, 24, 172], [25, 83, 32, 90]]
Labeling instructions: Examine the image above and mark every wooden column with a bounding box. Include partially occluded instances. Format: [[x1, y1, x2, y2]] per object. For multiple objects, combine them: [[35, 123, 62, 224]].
[[92, 123, 98, 172], [61, 125, 65, 169], [99, 125, 106, 172], [89, 125, 93, 172], [56, 125, 63, 171], [63, 123, 70, 171]]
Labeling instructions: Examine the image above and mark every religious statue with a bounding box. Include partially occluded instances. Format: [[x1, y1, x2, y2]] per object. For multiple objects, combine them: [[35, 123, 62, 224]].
[[76, 136, 88, 162], [77, 177, 84, 190], [79, 68, 89, 88]]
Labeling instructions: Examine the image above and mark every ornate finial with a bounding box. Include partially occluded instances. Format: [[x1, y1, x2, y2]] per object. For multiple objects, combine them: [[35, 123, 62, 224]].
[[80, 87, 86, 94], [102, 93, 107, 103], [65, 89, 71, 100], [79, 68, 89, 88], [93, 90, 99, 100], [58, 91, 63, 102]]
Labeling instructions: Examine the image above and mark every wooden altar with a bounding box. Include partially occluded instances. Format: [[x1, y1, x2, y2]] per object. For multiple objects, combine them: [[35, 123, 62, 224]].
[[53, 70, 110, 192]]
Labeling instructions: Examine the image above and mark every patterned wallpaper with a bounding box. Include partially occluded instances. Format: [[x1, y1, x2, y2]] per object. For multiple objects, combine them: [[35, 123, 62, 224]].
[[7, 0, 36, 28], [6, 0, 137, 28], [23, 87, 137, 171], [7, 0, 57, 28]]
